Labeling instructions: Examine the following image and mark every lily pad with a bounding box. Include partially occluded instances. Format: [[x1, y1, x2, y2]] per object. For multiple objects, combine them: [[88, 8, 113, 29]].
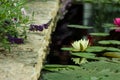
[[102, 23, 115, 28], [110, 27, 120, 30], [103, 52, 120, 58], [89, 33, 109, 37], [86, 46, 106, 52], [98, 40, 120, 45], [106, 47, 120, 52], [61, 47, 73, 51], [67, 25, 93, 29], [71, 52, 96, 59], [42, 61, 120, 80]]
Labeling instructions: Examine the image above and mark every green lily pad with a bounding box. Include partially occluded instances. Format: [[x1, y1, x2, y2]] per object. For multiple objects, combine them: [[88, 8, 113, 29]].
[[98, 40, 120, 45], [67, 25, 93, 29], [42, 61, 120, 80], [110, 27, 120, 30], [106, 47, 120, 52], [103, 52, 120, 58], [102, 23, 115, 28], [89, 33, 109, 37], [86, 46, 106, 52], [71, 52, 96, 58], [61, 47, 73, 51]]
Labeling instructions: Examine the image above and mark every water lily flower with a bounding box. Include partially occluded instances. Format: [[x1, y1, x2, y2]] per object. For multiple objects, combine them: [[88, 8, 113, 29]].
[[113, 18, 120, 32], [71, 39, 89, 51], [114, 18, 120, 27]]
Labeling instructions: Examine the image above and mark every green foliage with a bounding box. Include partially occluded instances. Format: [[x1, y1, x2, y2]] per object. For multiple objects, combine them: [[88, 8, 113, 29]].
[[42, 61, 120, 80], [0, 0, 29, 50]]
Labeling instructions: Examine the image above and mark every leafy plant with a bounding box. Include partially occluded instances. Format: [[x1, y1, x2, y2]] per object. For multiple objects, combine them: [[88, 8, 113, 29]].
[[0, 0, 29, 50]]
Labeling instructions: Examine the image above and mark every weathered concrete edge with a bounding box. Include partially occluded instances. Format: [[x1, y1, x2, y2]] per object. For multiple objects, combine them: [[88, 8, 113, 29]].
[[31, 1, 60, 80]]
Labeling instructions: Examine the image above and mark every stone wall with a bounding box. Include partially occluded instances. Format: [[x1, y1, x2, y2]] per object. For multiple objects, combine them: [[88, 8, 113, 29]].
[[0, 0, 59, 80]]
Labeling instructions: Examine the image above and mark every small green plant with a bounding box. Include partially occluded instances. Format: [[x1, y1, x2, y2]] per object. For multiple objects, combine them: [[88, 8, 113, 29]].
[[0, 0, 29, 50]]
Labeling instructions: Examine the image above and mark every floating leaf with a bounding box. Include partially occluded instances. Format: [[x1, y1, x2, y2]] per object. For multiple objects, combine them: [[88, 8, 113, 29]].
[[86, 46, 106, 52], [42, 61, 120, 80], [43, 64, 81, 72], [67, 25, 93, 29], [102, 23, 115, 28], [89, 33, 109, 37], [106, 47, 120, 52], [103, 52, 120, 58], [110, 27, 120, 30], [61, 47, 73, 51], [98, 40, 120, 45], [71, 52, 96, 58]]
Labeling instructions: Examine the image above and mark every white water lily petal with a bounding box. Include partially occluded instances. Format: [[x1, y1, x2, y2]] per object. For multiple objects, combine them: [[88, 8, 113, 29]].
[[71, 39, 89, 51], [80, 39, 89, 51], [71, 41, 81, 51]]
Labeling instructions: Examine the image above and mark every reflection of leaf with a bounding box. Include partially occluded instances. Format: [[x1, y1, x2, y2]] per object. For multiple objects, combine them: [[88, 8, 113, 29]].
[[98, 40, 120, 45], [71, 58, 88, 65], [67, 25, 93, 29], [71, 58, 81, 65], [86, 46, 106, 52]]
